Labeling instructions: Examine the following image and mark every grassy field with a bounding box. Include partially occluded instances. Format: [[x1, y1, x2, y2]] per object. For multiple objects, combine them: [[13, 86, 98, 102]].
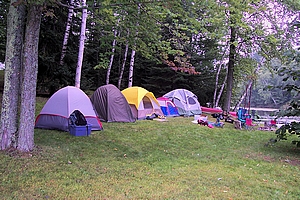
[[0, 97, 300, 199]]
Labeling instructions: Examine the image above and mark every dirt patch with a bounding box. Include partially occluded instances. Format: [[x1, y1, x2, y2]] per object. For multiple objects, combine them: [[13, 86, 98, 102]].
[[262, 155, 276, 162], [281, 158, 300, 166], [245, 152, 300, 167], [3, 146, 43, 158]]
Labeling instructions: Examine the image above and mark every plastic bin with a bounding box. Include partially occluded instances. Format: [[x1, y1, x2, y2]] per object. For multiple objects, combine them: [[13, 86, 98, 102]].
[[69, 124, 91, 136]]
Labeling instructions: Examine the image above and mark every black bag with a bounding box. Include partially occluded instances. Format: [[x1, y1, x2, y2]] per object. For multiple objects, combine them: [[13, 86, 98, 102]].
[[69, 110, 87, 126]]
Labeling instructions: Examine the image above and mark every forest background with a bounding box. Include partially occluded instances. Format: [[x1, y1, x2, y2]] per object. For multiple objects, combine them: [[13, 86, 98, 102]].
[[0, 0, 299, 110]]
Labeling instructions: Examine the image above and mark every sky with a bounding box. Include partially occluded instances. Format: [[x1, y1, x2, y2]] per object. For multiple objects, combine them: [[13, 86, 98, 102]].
[[0, 62, 4, 70]]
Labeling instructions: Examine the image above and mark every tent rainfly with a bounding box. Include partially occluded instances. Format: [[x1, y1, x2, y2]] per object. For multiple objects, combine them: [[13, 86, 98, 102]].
[[35, 86, 103, 131], [90, 84, 136, 122]]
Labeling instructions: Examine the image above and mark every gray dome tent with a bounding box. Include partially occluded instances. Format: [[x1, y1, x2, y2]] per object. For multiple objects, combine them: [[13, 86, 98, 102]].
[[163, 88, 202, 116], [90, 84, 136, 122], [35, 86, 103, 131]]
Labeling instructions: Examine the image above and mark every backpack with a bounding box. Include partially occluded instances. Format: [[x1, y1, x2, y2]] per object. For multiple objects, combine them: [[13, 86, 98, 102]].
[[69, 110, 87, 126]]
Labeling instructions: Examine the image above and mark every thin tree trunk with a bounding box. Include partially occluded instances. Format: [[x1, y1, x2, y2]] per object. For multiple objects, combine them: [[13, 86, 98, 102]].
[[75, 0, 87, 88], [17, 4, 42, 152], [128, 48, 136, 88], [213, 64, 222, 107], [234, 81, 252, 111], [223, 25, 236, 112], [0, 1, 26, 150], [215, 67, 228, 108], [106, 20, 119, 85], [234, 64, 262, 110], [128, 4, 140, 88], [59, 0, 74, 66], [118, 35, 129, 89], [262, 79, 277, 105]]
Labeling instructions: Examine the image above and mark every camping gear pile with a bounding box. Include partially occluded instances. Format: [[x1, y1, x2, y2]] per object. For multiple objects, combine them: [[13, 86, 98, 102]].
[[68, 110, 92, 136]]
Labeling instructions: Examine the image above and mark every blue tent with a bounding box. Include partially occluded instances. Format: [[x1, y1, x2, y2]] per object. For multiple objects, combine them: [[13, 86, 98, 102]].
[[157, 97, 179, 117]]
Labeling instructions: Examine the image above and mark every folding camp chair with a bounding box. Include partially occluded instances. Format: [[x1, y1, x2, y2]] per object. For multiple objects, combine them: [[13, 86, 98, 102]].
[[245, 118, 258, 131], [237, 108, 247, 127]]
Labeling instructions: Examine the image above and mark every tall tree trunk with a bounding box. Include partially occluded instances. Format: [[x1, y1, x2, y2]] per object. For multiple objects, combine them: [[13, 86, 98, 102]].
[[59, 0, 74, 66], [17, 4, 42, 152], [128, 4, 140, 88], [234, 63, 262, 111], [213, 64, 222, 107], [106, 21, 119, 85], [215, 67, 228, 108], [234, 81, 252, 111], [75, 0, 87, 88], [118, 36, 129, 89], [223, 25, 236, 112], [0, 1, 26, 150], [128, 48, 136, 88]]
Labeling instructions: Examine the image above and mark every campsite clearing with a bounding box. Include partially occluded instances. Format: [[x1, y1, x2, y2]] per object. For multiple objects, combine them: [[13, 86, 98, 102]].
[[1, 111, 300, 199]]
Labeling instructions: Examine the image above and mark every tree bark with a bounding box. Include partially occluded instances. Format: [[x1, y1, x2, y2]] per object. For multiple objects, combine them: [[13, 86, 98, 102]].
[[0, 1, 26, 150], [128, 48, 136, 88], [213, 64, 222, 107], [223, 25, 236, 112], [59, 0, 74, 66], [234, 63, 262, 111], [118, 36, 129, 89], [75, 0, 87, 88], [128, 4, 140, 88], [234, 81, 252, 111], [106, 21, 119, 85], [17, 4, 42, 152], [215, 66, 228, 108]]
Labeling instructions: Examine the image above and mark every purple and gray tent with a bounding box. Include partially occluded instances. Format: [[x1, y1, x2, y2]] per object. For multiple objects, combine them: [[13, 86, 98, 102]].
[[35, 86, 103, 131]]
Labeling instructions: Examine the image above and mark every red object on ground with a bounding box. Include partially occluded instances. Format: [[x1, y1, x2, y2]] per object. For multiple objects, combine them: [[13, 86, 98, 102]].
[[201, 106, 223, 114], [270, 119, 276, 125]]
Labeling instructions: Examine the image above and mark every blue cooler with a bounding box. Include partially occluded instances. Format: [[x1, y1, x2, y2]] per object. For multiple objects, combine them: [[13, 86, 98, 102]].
[[69, 124, 92, 136]]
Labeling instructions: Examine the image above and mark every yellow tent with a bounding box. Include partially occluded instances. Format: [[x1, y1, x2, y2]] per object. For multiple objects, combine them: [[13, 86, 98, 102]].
[[121, 86, 163, 120]]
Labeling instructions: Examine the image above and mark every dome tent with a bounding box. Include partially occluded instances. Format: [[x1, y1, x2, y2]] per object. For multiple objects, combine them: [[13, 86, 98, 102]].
[[35, 86, 103, 131], [121, 86, 163, 120], [157, 97, 179, 117], [163, 89, 202, 116], [90, 84, 136, 122]]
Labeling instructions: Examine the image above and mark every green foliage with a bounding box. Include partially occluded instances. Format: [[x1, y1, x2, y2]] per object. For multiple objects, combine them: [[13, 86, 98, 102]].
[[270, 49, 300, 146], [30, 0, 299, 107], [275, 121, 300, 147], [0, 0, 9, 62]]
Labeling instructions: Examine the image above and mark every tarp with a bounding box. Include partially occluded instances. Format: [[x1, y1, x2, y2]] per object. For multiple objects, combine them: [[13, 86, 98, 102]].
[[157, 97, 179, 117], [90, 84, 136, 122], [163, 89, 202, 116], [35, 86, 103, 131], [121, 86, 163, 120]]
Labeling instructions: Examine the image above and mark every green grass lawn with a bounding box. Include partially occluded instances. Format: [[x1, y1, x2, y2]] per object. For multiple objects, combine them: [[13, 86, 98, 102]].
[[0, 99, 300, 199]]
